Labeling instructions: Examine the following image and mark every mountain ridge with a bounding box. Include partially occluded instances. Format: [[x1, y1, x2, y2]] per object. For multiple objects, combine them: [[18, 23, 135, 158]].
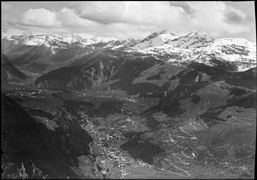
[[1, 30, 256, 76]]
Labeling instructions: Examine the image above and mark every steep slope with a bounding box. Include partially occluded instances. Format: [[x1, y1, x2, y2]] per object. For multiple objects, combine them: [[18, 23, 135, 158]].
[[126, 30, 256, 72], [130, 30, 178, 49], [34, 50, 127, 90], [2, 34, 138, 74], [34, 44, 256, 100], [1, 94, 94, 179], [1, 33, 137, 54], [141, 62, 256, 127], [195, 38, 256, 71], [2, 31, 255, 74], [34, 50, 161, 95], [2, 34, 117, 50], [167, 32, 214, 49], [1, 54, 28, 84], [127, 31, 213, 53]]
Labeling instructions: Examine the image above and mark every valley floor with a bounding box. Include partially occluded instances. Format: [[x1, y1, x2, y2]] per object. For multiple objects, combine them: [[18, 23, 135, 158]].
[[1, 85, 255, 179]]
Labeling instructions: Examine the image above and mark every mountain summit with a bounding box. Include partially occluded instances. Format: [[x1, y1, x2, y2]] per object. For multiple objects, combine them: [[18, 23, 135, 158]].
[[2, 30, 256, 72]]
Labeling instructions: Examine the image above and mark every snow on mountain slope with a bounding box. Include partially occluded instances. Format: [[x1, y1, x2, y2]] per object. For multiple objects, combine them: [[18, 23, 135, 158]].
[[194, 38, 256, 71], [128, 44, 192, 61], [126, 31, 215, 62], [2, 30, 256, 72], [198, 38, 256, 61], [167, 32, 214, 49], [126, 30, 256, 72], [128, 31, 213, 52], [2, 33, 121, 52], [130, 30, 178, 49]]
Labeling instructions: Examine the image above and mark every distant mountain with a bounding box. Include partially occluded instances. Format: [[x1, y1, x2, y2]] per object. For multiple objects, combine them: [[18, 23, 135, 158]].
[[126, 31, 256, 72], [31, 30, 255, 92], [34, 50, 159, 93], [130, 30, 179, 48], [126, 31, 213, 53], [1, 54, 29, 84], [195, 38, 256, 71], [1, 30, 256, 76], [2, 33, 136, 53], [1, 34, 138, 74]]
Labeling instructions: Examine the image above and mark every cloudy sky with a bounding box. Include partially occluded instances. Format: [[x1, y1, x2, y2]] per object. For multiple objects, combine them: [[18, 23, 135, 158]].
[[1, 1, 256, 41]]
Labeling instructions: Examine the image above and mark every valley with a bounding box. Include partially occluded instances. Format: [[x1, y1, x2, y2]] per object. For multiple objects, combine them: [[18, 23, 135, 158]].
[[2, 83, 255, 179], [1, 30, 256, 179]]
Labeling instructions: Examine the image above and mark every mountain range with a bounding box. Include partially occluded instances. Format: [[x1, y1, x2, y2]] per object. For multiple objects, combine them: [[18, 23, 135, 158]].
[[2, 30, 256, 76], [1, 30, 256, 179]]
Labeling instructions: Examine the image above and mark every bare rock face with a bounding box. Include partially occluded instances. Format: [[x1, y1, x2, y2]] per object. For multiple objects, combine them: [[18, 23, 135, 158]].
[[1, 54, 29, 84]]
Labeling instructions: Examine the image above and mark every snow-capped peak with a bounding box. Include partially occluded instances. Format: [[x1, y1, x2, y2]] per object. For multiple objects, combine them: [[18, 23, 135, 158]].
[[194, 38, 256, 71], [128, 30, 213, 53], [126, 30, 255, 72], [2, 33, 119, 49], [166, 31, 214, 49], [130, 30, 178, 49], [2, 30, 256, 72]]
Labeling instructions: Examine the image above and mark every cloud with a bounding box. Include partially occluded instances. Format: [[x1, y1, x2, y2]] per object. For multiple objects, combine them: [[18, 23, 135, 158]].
[[69, 1, 251, 36], [75, 2, 127, 24], [224, 6, 247, 24], [75, 2, 186, 26], [3, 2, 254, 40], [169, 1, 194, 14], [58, 8, 100, 27], [225, 11, 245, 24], [56, 7, 151, 39], [21, 8, 62, 27], [56, 7, 157, 39], [175, 1, 250, 35]]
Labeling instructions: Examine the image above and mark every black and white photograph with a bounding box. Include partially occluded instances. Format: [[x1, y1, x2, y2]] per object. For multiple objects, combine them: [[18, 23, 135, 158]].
[[1, 1, 256, 179]]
